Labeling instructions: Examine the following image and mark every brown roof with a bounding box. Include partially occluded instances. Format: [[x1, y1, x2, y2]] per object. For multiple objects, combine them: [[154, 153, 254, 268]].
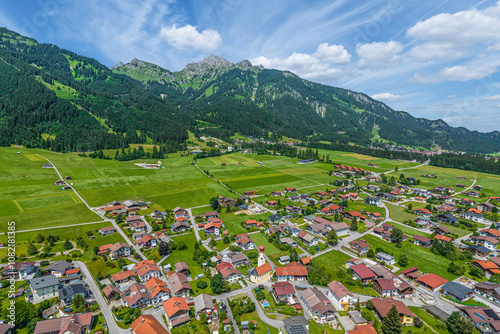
[[413, 235, 432, 243], [300, 288, 335, 315], [123, 283, 151, 307], [374, 278, 396, 291], [416, 273, 448, 289], [481, 229, 500, 237], [219, 266, 243, 279], [168, 272, 192, 294], [103, 284, 120, 298], [273, 282, 296, 296], [131, 315, 170, 334], [111, 270, 137, 282], [348, 324, 378, 334], [471, 235, 499, 245], [327, 280, 353, 299], [351, 264, 376, 280], [109, 242, 131, 253], [371, 298, 415, 318], [34, 313, 93, 334]]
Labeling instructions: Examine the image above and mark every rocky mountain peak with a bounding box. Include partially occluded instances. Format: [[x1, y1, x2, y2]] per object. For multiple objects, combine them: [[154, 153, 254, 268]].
[[110, 61, 124, 70]]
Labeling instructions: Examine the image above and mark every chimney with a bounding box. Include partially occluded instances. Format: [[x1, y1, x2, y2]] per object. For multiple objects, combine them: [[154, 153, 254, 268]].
[[142, 317, 145, 323]]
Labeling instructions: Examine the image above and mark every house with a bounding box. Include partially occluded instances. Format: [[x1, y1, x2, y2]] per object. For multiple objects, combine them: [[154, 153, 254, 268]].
[[297, 231, 319, 247], [373, 279, 398, 297], [245, 219, 262, 228], [111, 270, 137, 284], [350, 239, 370, 255], [471, 235, 499, 251], [270, 190, 282, 197], [0, 261, 36, 280], [458, 306, 500, 334], [318, 199, 333, 207], [470, 260, 500, 277], [465, 245, 491, 257], [28, 275, 59, 304], [145, 277, 171, 305], [163, 297, 190, 329], [305, 223, 329, 237], [109, 242, 131, 259], [170, 221, 190, 233], [204, 211, 218, 219], [416, 273, 448, 291], [235, 233, 249, 241], [98, 226, 116, 235], [130, 220, 147, 232], [273, 281, 296, 303], [282, 224, 301, 236], [216, 262, 244, 282], [330, 221, 349, 236], [434, 234, 452, 243], [378, 192, 398, 201], [349, 193, 361, 201], [382, 223, 393, 231], [237, 236, 256, 251], [460, 211, 485, 223], [368, 212, 383, 221], [441, 281, 474, 302], [126, 215, 142, 224], [33, 313, 93, 334], [224, 252, 250, 267], [282, 317, 310, 334], [326, 280, 354, 311], [130, 315, 170, 334], [102, 204, 127, 215], [135, 261, 162, 282], [414, 216, 431, 228], [122, 283, 152, 309], [432, 225, 451, 235], [285, 187, 297, 193], [474, 282, 500, 302], [266, 200, 278, 208], [365, 197, 380, 206], [44, 260, 74, 277], [343, 211, 364, 221], [351, 264, 377, 284], [275, 262, 308, 281], [136, 235, 157, 248], [413, 235, 433, 248], [204, 222, 223, 235], [59, 283, 89, 306], [174, 262, 190, 275], [151, 210, 167, 220], [193, 294, 215, 317], [280, 237, 298, 248], [285, 205, 301, 214], [370, 298, 415, 326], [300, 288, 336, 322], [479, 229, 500, 240], [367, 184, 380, 192], [267, 226, 284, 237], [320, 204, 341, 215], [376, 252, 395, 265], [436, 214, 459, 225], [413, 208, 432, 217], [348, 324, 377, 334], [315, 191, 328, 198], [269, 214, 283, 223], [54, 180, 65, 186], [173, 207, 188, 218], [168, 272, 191, 297]]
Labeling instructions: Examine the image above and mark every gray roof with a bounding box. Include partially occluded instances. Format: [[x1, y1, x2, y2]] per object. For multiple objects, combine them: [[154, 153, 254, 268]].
[[442, 281, 473, 300], [376, 252, 395, 261], [193, 294, 214, 313], [283, 316, 309, 334], [59, 283, 88, 299], [423, 305, 450, 320], [303, 215, 316, 221], [44, 260, 73, 272], [30, 275, 59, 289]]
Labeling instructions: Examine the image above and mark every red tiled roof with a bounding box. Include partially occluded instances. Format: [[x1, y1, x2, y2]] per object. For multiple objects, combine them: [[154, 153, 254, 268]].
[[351, 264, 376, 280], [131, 315, 170, 334], [163, 297, 189, 318], [255, 263, 272, 276], [416, 273, 447, 290], [273, 282, 295, 296]]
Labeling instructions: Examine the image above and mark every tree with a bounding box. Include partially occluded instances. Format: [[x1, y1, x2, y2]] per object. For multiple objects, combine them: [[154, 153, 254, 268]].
[[398, 254, 408, 267], [446, 311, 475, 334], [289, 249, 299, 262], [407, 203, 413, 211], [63, 238, 73, 250], [414, 317, 423, 328], [196, 281, 208, 289], [366, 299, 374, 310], [35, 234, 45, 243], [367, 248, 375, 259], [176, 241, 187, 250], [210, 274, 228, 294], [391, 228, 403, 244], [399, 173, 405, 180], [93, 246, 99, 255], [223, 235, 230, 244], [327, 229, 339, 245], [200, 313, 208, 324], [72, 293, 86, 313], [158, 241, 170, 256], [381, 305, 402, 334], [350, 218, 358, 231], [27, 242, 38, 256]]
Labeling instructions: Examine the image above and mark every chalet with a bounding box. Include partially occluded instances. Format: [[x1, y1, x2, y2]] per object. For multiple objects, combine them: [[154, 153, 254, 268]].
[[413, 188, 431, 198], [319, 199, 333, 207], [434, 234, 452, 243], [381, 223, 393, 231], [135, 260, 162, 282], [266, 200, 278, 208], [474, 281, 500, 301], [217, 263, 244, 283], [102, 204, 127, 215], [463, 190, 480, 197], [329, 221, 349, 236], [349, 193, 361, 201], [145, 277, 171, 305], [0, 261, 36, 280], [122, 283, 152, 309], [365, 197, 380, 206], [370, 298, 415, 325], [237, 237, 256, 251], [223, 252, 250, 267], [343, 210, 364, 221], [170, 221, 190, 233], [103, 284, 121, 300], [320, 204, 341, 215], [289, 195, 300, 202], [436, 213, 459, 225], [373, 227, 384, 235], [413, 208, 432, 217], [351, 264, 377, 284], [219, 197, 236, 207], [130, 315, 170, 334], [470, 260, 500, 277], [235, 233, 249, 241], [193, 294, 215, 318], [151, 210, 167, 220], [129, 220, 147, 232], [269, 214, 283, 223], [245, 219, 262, 228], [326, 280, 354, 311], [460, 211, 484, 223], [350, 239, 370, 255], [458, 306, 500, 333], [168, 272, 192, 298], [204, 211, 218, 219], [479, 228, 500, 239], [163, 297, 190, 328], [282, 224, 301, 236], [407, 177, 416, 184], [300, 193, 311, 200], [305, 223, 329, 237], [414, 196, 427, 202], [413, 235, 433, 248], [273, 282, 296, 303], [33, 313, 93, 334], [126, 215, 142, 224], [297, 231, 319, 247], [280, 237, 298, 248], [136, 235, 157, 248], [173, 207, 188, 218], [111, 270, 137, 284], [471, 235, 498, 251], [414, 216, 431, 228], [315, 191, 328, 198], [54, 180, 65, 186], [373, 279, 398, 297], [460, 198, 475, 206], [367, 184, 380, 192], [285, 205, 301, 214], [270, 190, 282, 197], [478, 202, 496, 213], [416, 273, 447, 291], [300, 288, 336, 322], [275, 262, 308, 281], [465, 245, 491, 257], [109, 242, 131, 259], [368, 212, 383, 221], [375, 252, 395, 265], [284, 187, 297, 194]]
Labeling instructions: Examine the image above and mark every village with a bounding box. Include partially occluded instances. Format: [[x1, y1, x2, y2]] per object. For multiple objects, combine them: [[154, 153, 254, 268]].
[[4, 158, 500, 334]]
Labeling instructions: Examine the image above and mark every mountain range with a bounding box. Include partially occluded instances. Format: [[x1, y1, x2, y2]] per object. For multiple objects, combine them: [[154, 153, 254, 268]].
[[0, 27, 498, 153]]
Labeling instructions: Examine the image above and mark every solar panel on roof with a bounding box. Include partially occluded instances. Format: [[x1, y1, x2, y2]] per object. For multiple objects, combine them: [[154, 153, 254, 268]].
[[484, 309, 500, 320], [475, 312, 486, 321], [287, 324, 308, 334]]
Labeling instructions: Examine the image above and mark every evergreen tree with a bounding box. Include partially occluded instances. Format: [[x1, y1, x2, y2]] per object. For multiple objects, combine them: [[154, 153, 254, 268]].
[[382, 305, 402, 334]]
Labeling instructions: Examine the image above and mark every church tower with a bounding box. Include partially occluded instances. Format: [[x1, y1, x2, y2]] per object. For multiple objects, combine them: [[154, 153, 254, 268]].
[[258, 245, 266, 267]]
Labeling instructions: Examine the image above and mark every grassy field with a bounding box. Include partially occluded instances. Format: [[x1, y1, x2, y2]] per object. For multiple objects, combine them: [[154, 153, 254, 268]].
[[161, 232, 203, 277], [250, 233, 282, 255], [408, 307, 451, 334], [391, 222, 432, 238], [361, 235, 461, 280], [386, 203, 420, 223]]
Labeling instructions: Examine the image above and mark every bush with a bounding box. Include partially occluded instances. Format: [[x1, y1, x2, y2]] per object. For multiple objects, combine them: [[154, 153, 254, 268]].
[[196, 281, 208, 289]]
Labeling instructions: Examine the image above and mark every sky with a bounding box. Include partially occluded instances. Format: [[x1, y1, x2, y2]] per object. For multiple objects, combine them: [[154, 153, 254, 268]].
[[1, 0, 500, 132]]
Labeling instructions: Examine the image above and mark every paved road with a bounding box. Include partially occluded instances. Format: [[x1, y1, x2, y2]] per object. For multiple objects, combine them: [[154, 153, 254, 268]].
[[222, 297, 241, 334], [75, 261, 129, 334]]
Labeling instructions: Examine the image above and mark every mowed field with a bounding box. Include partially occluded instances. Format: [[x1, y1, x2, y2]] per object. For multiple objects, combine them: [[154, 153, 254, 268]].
[[0, 148, 101, 231], [197, 153, 333, 194]]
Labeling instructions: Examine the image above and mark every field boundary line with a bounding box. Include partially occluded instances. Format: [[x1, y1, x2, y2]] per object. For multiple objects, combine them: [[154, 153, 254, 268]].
[[0, 220, 108, 234]]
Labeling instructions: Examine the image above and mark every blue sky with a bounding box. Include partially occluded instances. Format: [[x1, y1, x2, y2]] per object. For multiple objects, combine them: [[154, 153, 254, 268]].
[[1, 0, 500, 132]]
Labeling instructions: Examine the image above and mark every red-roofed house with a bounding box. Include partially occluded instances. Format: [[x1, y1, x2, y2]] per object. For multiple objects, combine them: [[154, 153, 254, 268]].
[[163, 297, 190, 329], [327, 280, 354, 311], [275, 262, 308, 281], [416, 273, 448, 291], [273, 282, 296, 302], [413, 208, 432, 217], [350, 264, 376, 284]]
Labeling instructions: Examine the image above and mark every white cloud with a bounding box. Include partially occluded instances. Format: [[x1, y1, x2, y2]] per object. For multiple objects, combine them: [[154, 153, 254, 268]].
[[356, 41, 404, 68], [160, 24, 222, 52], [407, 3, 500, 47], [371, 93, 404, 103], [484, 95, 500, 101], [407, 42, 467, 62], [412, 65, 497, 84], [251, 43, 351, 81]]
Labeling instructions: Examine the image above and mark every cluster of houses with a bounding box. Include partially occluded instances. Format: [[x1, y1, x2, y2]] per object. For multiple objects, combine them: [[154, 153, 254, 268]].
[[100, 200, 149, 215]]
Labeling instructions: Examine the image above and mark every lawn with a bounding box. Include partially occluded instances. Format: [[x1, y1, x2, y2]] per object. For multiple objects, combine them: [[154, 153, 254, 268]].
[[240, 311, 279, 334], [391, 222, 432, 238], [386, 203, 420, 223], [361, 235, 460, 280], [307, 320, 344, 334], [250, 233, 282, 255], [162, 232, 203, 277], [220, 212, 272, 236], [408, 307, 451, 334]]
